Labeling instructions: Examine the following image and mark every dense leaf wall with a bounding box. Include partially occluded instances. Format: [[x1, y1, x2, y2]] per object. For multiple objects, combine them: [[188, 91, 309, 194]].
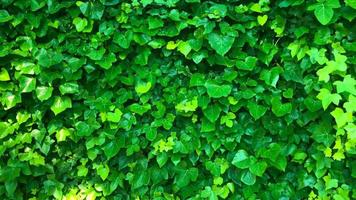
[[0, 0, 355, 199]]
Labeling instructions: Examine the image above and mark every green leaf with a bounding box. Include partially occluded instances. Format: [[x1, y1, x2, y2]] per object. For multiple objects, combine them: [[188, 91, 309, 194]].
[[240, 171, 256, 185], [316, 88, 342, 110], [135, 81, 152, 95], [174, 167, 198, 188], [88, 48, 106, 61], [107, 108, 123, 123], [203, 104, 221, 123], [333, 75, 356, 95], [129, 103, 151, 116], [113, 31, 133, 49], [67, 57, 86, 72], [75, 121, 93, 137], [323, 174, 338, 190], [0, 68, 10, 81], [175, 97, 198, 113], [36, 49, 63, 68], [77, 165, 88, 177], [19, 76, 36, 93], [148, 16, 164, 29], [96, 164, 110, 181], [236, 56, 258, 71], [0, 10, 13, 23], [2, 92, 21, 110], [177, 41, 192, 57], [220, 112, 236, 128], [249, 161, 267, 177], [232, 150, 250, 169], [201, 117, 215, 132], [50, 96, 72, 115], [344, 95, 356, 113], [59, 82, 79, 95], [257, 15, 268, 26], [190, 73, 205, 87], [103, 138, 125, 159], [247, 102, 267, 120], [331, 108, 353, 128], [271, 97, 292, 117], [156, 152, 168, 168], [30, 0, 46, 11], [5, 181, 17, 197], [313, 3, 334, 25], [73, 17, 88, 32], [308, 120, 334, 146], [95, 52, 117, 69], [207, 33, 235, 56], [134, 48, 151, 66], [304, 96, 322, 112], [56, 128, 70, 142], [205, 81, 232, 98], [346, 0, 356, 9], [36, 86, 53, 101]]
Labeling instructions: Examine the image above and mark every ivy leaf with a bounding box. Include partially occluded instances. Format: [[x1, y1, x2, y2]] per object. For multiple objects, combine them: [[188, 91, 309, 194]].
[[346, 0, 356, 9], [344, 95, 356, 113], [2, 92, 21, 110], [56, 128, 70, 142], [257, 15, 268, 26], [36, 48, 63, 68], [303, 96, 322, 112], [205, 81, 232, 98], [232, 150, 250, 169], [323, 175, 338, 190], [331, 108, 353, 128], [236, 56, 258, 71], [308, 120, 334, 146], [247, 102, 267, 120], [19, 76, 36, 93], [316, 88, 342, 110], [103, 138, 125, 159], [129, 103, 151, 116], [113, 31, 133, 49], [107, 108, 123, 123], [0, 10, 13, 23], [177, 41, 192, 57], [0, 68, 10, 81], [36, 86, 53, 101], [96, 164, 110, 181], [311, 0, 340, 25], [75, 121, 93, 137], [203, 104, 221, 123], [175, 97, 198, 113], [201, 117, 215, 132], [249, 161, 268, 177], [148, 16, 164, 29], [271, 97, 292, 117], [135, 81, 152, 95], [88, 48, 106, 61], [207, 33, 235, 56], [156, 152, 168, 168], [50, 96, 72, 115], [174, 167, 198, 188], [73, 17, 88, 32], [59, 82, 79, 95], [95, 52, 117, 69], [240, 171, 256, 185], [220, 112, 236, 128], [314, 4, 334, 25], [333, 75, 356, 95]]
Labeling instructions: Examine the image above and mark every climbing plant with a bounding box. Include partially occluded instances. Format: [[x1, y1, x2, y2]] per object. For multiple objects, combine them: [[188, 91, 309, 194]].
[[0, 0, 355, 199]]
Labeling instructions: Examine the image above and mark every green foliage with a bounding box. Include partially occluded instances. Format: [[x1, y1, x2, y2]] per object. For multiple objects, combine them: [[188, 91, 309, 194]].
[[0, 0, 355, 199]]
